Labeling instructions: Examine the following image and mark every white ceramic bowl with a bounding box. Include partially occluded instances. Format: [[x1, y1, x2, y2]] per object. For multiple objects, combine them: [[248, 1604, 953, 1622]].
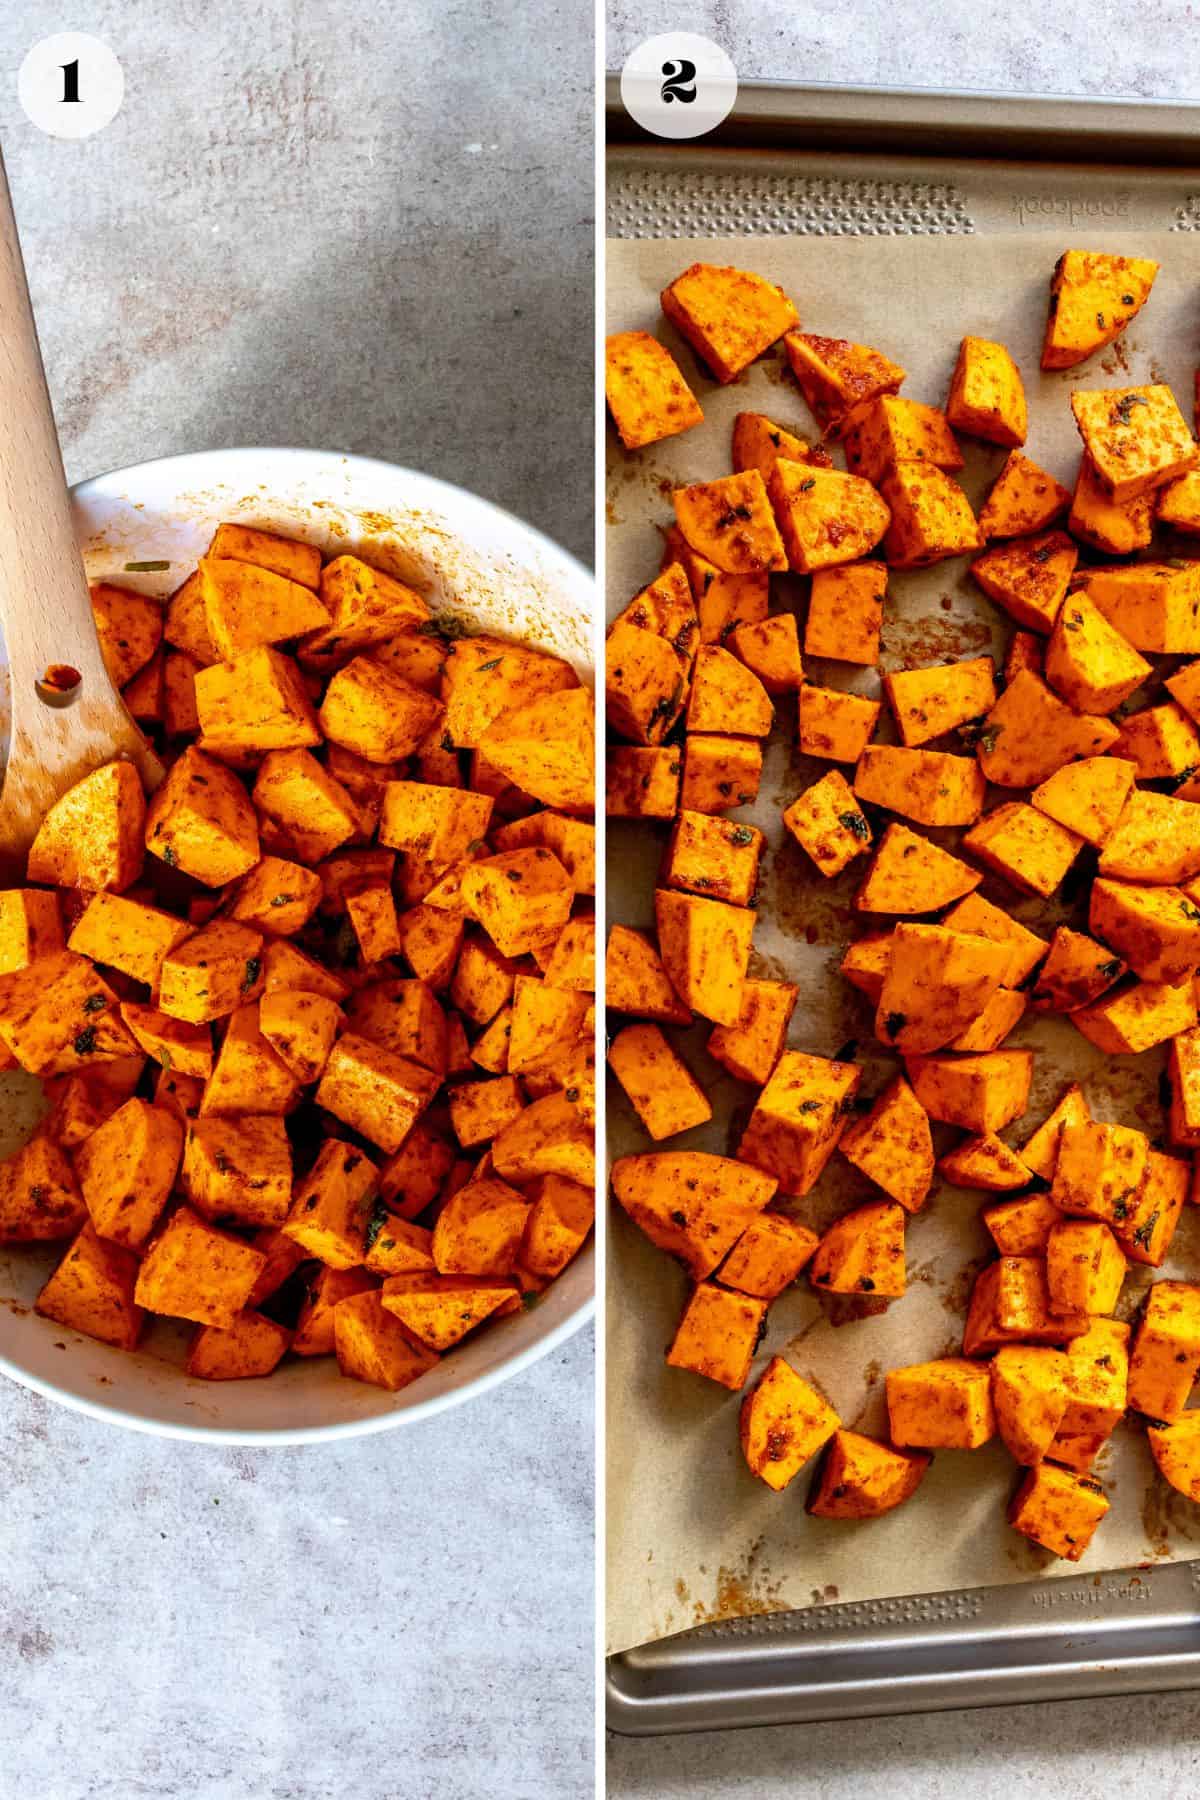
[[0, 447, 594, 1442]]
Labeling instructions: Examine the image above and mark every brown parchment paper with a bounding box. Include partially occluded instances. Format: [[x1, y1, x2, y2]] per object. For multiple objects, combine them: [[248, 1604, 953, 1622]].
[[606, 231, 1200, 1657]]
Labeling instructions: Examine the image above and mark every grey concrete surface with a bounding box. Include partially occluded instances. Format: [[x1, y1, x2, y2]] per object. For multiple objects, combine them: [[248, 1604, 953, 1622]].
[[605, 9, 1200, 1796], [0, 4, 594, 1799]]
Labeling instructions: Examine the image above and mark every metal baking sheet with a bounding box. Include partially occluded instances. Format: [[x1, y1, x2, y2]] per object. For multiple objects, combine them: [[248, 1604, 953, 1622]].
[[605, 80, 1200, 1734]]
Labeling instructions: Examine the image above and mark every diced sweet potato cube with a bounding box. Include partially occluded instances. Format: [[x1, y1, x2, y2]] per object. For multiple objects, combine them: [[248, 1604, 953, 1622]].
[[978, 451, 1071, 539], [91, 583, 163, 696], [206, 521, 321, 589], [666, 1280, 767, 1389], [541, 916, 595, 994], [990, 1345, 1070, 1465], [1078, 560, 1200, 653], [475, 685, 594, 815], [843, 395, 962, 485], [1073, 974, 1197, 1056], [971, 531, 1078, 634], [983, 1191, 1064, 1257], [686, 644, 773, 738], [737, 1050, 860, 1198], [200, 1002, 301, 1116], [1028, 926, 1124, 1013], [1046, 1219, 1126, 1316], [289, 1264, 376, 1354], [74, 1097, 183, 1249], [0, 952, 135, 1076], [491, 1089, 594, 1188], [431, 1174, 530, 1275], [1146, 1413, 1200, 1501], [135, 1204, 266, 1327], [199, 556, 329, 662], [654, 888, 753, 1027], [782, 769, 871, 879], [906, 1050, 1033, 1134], [158, 920, 263, 1025], [875, 923, 1009, 1054], [1044, 594, 1150, 716], [253, 989, 339, 1085], [963, 1257, 1088, 1356], [1042, 250, 1158, 370], [856, 823, 980, 915], [1116, 701, 1200, 781], [144, 746, 259, 885], [185, 1309, 291, 1379], [939, 1131, 1032, 1192], [1089, 878, 1200, 984], [605, 925, 690, 1025], [298, 555, 428, 667], [28, 760, 146, 894], [606, 619, 688, 747], [378, 1271, 513, 1351], [154, 1069, 205, 1124], [315, 1033, 439, 1153], [193, 645, 320, 753], [949, 987, 1028, 1053], [678, 734, 763, 816], [1100, 790, 1200, 887], [0, 888, 61, 973], [334, 1287, 439, 1389], [610, 1149, 776, 1280], [261, 939, 350, 1003], [1005, 629, 1044, 681], [1031, 755, 1136, 848], [1121, 1148, 1188, 1268], [838, 1075, 933, 1214], [251, 748, 358, 862], [442, 635, 578, 750], [946, 335, 1026, 447], [606, 745, 681, 819], [35, 1220, 144, 1349], [664, 809, 763, 908], [0, 1131, 86, 1242], [281, 1137, 377, 1267], [362, 1211, 435, 1279], [963, 801, 1083, 898], [857, 745, 985, 829], [717, 1211, 817, 1300], [783, 331, 905, 434], [519, 1173, 594, 1280], [880, 461, 981, 568], [608, 1023, 711, 1142], [449, 932, 520, 1025], [798, 685, 879, 763], [740, 1356, 839, 1488], [376, 1121, 455, 1221], [1157, 466, 1200, 533], [673, 470, 786, 575], [1052, 1117, 1148, 1228], [976, 669, 1118, 790], [164, 572, 217, 665], [379, 782, 492, 867], [887, 1359, 994, 1449], [342, 882, 400, 964], [707, 978, 796, 1088], [808, 1429, 930, 1518], [1167, 1027, 1200, 1148], [447, 1075, 525, 1148], [662, 263, 799, 384], [768, 463, 890, 574], [396, 904, 464, 992], [1009, 1463, 1108, 1560], [68, 891, 191, 987], [810, 1200, 905, 1297], [884, 656, 995, 749], [805, 561, 886, 664], [226, 855, 322, 938], [44, 1056, 145, 1147], [461, 847, 573, 958], [731, 410, 826, 480], [1059, 1317, 1130, 1435], [942, 893, 1046, 988], [663, 527, 768, 645], [726, 613, 804, 694], [605, 328, 703, 449], [1069, 453, 1154, 553], [182, 1114, 292, 1227], [1071, 384, 1195, 501], [317, 654, 442, 763]]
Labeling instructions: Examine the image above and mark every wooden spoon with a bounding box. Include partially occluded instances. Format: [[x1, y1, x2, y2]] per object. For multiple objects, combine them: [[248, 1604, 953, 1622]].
[[0, 154, 161, 873]]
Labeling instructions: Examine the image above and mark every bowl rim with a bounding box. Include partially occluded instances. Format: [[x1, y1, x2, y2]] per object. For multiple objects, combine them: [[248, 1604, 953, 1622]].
[[0, 445, 595, 1444]]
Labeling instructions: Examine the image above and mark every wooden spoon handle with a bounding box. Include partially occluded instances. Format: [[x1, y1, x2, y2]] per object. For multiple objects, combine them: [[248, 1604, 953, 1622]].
[[0, 152, 158, 853]]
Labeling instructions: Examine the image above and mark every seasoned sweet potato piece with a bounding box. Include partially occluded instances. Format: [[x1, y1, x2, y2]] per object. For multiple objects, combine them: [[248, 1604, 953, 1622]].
[[122, 651, 165, 724], [281, 1137, 378, 1267], [315, 1033, 439, 1153], [519, 1173, 594, 1280], [783, 331, 905, 434], [1147, 1414, 1200, 1502], [1059, 1317, 1130, 1435], [856, 745, 985, 829], [158, 920, 264, 1025], [1030, 756, 1136, 848], [942, 893, 1047, 988], [939, 1131, 1032, 1193], [768, 463, 890, 574], [201, 1002, 301, 1116], [144, 746, 259, 886], [838, 1076, 934, 1213], [947, 336, 1026, 446], [963, 802, 1082, 898], [68, 891, 191, 988], [1073, 974, 1197, 1056], [89, 582, 162, 688], [726, 613, 804, 694], [75, 1097, 183, 1249], [662, 263, 799, 384], [608, 1023, 711, 1142], [1078, 560, 1200, 652], [880, 461, 981, 568], [1042, 250, 1158, 370], [804, 560, 886, 664], [334, 1287, 440, 1389], [990, 1345, 1070, 1465], [0, 889, 61, 974], [717, 1211, 817, 1299], [884, 656, 995, 748], [1009, 1463, 1108, 1561], [1120, 1148, 1188, 1268], [541, 915, 595, 993], [810, 1200, 905, 1298], [610, 1149, 776, 1280], [261, 939, 350, 1003], [290, 1264, 376, 1355], [251, 748, 358, 863], [963, 1257, 1088, 1356], [28, 760, 146, 894], [462, 847, 573, 958], [1157, 466, 1200, 533], [1167, 1027, 1200, 1148], [782, 769, 871, 879], [1005, 628, 1044, 681], [673, 470, 787, 575], [185, 1309, 291, 1380], [431, 1174, 530, 1275], [447, 1074, 525, 1148], [605, 329, 703, 449], [193, 645, 320, 752], [162, 650, 202, 738], [1045, 593, 1151, 715], [1071, 384, 1195, 501], [344, 978, 446, 1074], [226, 855, 322, 938], [737, 1049, 860, 1198], [443, 635, 578, 751], [0, 952, 135, 1076], [663, 526, 769, 646], [740, 1356, 839, 1489], [679, 735, 762, 814], [199, 556, 329, 662], [798, 685, 880, 763], [449, 931, 520, 1025], [379, 781, 493, 867], [207, 521, 321, 589], [654, 888, 753, 1026], [971, 531, 1078, 634], [1069, 453, 1155, 553], [0, 1131, 86, 1242], [492, 1086, 594, 1187], [905, 1050, 1033, 1134], [298, 557, 428, 668], [983, 1191, 1063, 1257], [843, 395, 962, 485], [1046, 1219, 1126, 1316], [476, 686, 594, 814], [874, 923, 1008, 1054], [163, 571, 218, 666], [978, 451, 1071, 539], [135, 1204, 266, 1328], [886, 1358, 994, 1449], [975, 669, 1118, 790], [606, 746, 681, 819], [731, 411, 825, 480], [667, 1280, 767, 1389], [605, 926, 689, 1025], [808, 1429, 930, 1518], [664, 809, 763, 907], [856, 824, 980, 915], [1089, 878, 1200, 984], [35, 1220, 144, 1349], [379, 1271, 514, 1351], [1114, 701, 1200, 780], [1051, 1117, 1149, 1228], [1029, 926, 1124, 1013], [318, 654, 443, 763], [707, 979, 796, 1088], [182, 1114, 292, 1228], [1099, 790, 1200, 887], [45, 1056, 145, 1147], [606, 618, 687, 747]]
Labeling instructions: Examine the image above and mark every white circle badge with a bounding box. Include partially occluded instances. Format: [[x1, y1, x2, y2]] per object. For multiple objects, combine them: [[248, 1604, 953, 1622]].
[[18, 33, 124, 140], [620, 33, 737, 142]]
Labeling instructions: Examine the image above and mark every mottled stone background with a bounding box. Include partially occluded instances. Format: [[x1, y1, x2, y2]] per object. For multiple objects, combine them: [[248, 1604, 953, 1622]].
[[606, 7, 1200, 1796], [0, 4, 593, 1798]]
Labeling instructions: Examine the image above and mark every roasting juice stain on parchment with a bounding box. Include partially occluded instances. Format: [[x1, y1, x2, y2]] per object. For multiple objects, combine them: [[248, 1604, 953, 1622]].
[[606, 230, 1200, 1659]]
